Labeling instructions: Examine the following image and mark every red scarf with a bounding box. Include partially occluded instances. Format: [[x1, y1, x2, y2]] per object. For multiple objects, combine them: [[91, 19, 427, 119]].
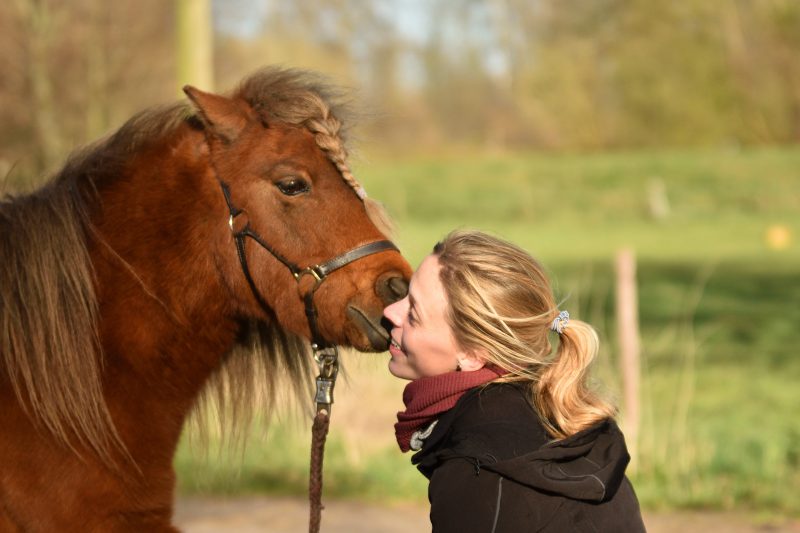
[[395, 366, 508, 452]]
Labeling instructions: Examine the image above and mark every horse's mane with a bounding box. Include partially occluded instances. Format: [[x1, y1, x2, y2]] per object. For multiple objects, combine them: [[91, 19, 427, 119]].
[[0, 178, 121, 462], [0, 66, 379, 463]]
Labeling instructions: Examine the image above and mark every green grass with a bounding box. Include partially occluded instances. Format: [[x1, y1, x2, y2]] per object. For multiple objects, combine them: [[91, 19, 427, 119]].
[[357, 146, 799, 263], [557, 259, 800, 514], [177, 147, 800, 516], [175, 422, 427, 502]]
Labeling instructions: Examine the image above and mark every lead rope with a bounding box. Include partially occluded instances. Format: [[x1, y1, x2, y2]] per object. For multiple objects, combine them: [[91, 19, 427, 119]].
[[216, 180, 397, 533], [309, 347, 339, 533]]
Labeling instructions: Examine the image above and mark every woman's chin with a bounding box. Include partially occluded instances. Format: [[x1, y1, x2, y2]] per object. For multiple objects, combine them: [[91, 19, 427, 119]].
[[388, 358, 415, 381]]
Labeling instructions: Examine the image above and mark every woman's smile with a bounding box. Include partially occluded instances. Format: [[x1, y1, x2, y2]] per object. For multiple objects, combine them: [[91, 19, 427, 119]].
[[382, 254, 471, 380], [389, 337, 403, 353]]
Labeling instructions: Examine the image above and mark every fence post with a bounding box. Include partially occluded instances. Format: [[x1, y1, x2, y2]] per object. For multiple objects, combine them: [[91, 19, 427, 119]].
[[615, 248, 640, 473]]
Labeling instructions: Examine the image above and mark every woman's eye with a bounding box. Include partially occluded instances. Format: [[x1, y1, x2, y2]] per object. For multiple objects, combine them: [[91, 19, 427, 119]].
[[276, 177, 310, 196]]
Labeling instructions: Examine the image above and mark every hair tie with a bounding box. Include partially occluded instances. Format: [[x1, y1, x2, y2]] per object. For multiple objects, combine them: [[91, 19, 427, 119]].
[[550, 310, 570, 334]]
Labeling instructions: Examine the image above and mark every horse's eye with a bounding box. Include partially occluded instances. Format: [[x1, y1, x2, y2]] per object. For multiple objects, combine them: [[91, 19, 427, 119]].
[[276, 177, 310, 196]]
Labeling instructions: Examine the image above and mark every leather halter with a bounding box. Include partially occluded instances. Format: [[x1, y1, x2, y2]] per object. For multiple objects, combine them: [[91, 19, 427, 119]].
[[219, 180, 397, 407], [219, 179, 398, 533]]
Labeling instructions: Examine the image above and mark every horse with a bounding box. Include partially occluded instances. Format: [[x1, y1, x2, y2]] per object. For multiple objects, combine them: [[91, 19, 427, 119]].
[[0, 67, 411, 532]]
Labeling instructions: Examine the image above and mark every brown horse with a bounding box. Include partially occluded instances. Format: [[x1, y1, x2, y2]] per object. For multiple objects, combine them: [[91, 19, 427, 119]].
[[0, 67, 411, 532]]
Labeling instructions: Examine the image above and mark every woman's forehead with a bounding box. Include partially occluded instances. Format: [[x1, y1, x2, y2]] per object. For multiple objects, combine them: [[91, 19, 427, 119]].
[[410, 255, 447, 312], [411, 255, 440, 288]]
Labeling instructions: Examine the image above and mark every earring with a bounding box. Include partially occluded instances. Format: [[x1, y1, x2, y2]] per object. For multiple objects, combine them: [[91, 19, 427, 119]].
[[456, 359, 462, 371]]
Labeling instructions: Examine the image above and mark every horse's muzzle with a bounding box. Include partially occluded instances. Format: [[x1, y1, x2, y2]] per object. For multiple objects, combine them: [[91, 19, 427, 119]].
[[347, 305, 392, 351], [346, 272, 408, 351]]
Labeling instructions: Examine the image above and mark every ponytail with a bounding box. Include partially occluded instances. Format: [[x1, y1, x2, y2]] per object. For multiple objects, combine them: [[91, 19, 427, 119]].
[[433, 230, 617, 442], [533, 319, 617, 439]]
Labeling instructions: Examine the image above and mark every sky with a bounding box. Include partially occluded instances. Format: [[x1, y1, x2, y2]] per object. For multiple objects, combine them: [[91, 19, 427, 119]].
[[211, 0, 509, 83], [212, 0, 431, 42]]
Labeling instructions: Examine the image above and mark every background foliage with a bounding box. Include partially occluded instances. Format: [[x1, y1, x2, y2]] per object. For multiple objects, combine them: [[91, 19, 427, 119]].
[[2, 0, 800, 175]]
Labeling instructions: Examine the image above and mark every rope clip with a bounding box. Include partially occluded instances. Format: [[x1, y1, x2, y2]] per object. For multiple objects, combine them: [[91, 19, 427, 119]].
[[313, 345, 339, 413]]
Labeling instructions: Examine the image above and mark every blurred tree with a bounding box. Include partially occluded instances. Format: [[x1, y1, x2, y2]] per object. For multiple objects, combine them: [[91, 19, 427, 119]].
[[510, 0, 800, 148], [1, 0, 799, 167], [177, 0, 214, 92], [0, 0, 175, 178], [724, 0, 800, 143], [214, 0, 362, 89], [84, 0, 110, 140], [9, 0, 64, 171]]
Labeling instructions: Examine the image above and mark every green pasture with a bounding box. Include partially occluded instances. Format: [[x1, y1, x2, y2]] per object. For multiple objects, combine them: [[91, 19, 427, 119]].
[[176, 147, 800, 516]]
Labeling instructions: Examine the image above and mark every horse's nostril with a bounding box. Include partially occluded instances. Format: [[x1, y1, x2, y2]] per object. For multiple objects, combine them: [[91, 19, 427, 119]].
[[388, 276, 409, 300], [377, 275, 408, 305]]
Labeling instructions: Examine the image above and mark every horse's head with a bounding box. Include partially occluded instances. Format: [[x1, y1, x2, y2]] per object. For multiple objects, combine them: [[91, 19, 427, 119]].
[[184, 70, 410, 352]]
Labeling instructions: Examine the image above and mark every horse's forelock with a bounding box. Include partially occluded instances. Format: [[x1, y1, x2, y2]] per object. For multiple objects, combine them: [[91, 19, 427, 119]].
[[233, 67, 372, 202], [234, 67, 354, 133]]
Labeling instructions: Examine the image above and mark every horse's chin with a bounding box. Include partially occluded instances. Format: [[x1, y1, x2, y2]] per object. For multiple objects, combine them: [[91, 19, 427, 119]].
[[346, 305, 390, 352]]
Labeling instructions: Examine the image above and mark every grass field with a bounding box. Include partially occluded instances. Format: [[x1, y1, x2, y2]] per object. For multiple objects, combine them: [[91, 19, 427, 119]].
[[176, 147, 800, 516]]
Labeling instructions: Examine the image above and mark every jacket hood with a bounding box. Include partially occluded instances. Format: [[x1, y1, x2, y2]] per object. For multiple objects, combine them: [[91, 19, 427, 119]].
[[482, 419, 630, 503], [411, 383, 631, 503]]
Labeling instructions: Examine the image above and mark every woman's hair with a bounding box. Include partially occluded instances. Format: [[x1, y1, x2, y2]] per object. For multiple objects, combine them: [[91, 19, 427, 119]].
[[433, 230, 616, 439]]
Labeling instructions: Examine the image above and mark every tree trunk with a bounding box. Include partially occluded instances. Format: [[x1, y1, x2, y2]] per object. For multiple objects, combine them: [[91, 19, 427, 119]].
[[176, 0, 214, 93]]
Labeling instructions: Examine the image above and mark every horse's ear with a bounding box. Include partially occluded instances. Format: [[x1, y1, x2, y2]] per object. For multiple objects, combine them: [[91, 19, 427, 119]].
[[183, 85, 250, 143]]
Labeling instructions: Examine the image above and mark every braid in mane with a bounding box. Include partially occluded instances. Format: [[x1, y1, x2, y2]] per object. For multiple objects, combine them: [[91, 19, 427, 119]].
[[236, 66, 395, 237], [304, 98, 364, 199], [304, 102, 395, 237]]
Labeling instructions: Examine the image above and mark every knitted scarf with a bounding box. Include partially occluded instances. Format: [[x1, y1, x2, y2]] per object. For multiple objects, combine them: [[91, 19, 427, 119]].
[[395, 366, 507, 452]]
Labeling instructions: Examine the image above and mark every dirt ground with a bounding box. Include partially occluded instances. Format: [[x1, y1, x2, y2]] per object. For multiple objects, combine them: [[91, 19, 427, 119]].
[[174, 496, 800, 533]]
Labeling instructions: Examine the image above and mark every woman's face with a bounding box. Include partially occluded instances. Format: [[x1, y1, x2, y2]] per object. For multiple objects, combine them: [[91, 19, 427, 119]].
[[383, 254, 470, 380]]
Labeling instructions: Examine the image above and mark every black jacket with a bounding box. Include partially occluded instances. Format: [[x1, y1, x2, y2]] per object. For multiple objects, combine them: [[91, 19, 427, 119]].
[[412, 383, 646, 532]]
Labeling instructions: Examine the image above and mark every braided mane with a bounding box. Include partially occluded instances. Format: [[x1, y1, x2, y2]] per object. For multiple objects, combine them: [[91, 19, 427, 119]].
[[236, 67, 393, 235]]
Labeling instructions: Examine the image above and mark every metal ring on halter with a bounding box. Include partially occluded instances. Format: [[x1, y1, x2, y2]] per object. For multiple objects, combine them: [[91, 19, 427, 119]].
[[294, 265, 324, 284]]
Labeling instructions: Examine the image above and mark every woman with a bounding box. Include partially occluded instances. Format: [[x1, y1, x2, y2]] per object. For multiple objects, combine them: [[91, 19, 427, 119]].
[[384, 230, 645, 532]]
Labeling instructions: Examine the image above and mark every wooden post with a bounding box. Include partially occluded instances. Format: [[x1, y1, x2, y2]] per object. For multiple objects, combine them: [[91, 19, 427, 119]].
[[615, 248, 640, 473], [176, 0, 214, 93]]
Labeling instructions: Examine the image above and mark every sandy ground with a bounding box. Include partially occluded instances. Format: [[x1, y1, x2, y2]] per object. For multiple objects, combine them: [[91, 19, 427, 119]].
[[174, 496, 800, 533]]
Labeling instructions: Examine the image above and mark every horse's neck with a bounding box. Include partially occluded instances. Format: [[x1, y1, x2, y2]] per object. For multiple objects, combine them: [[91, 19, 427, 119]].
[[90, 129, 237, 441]]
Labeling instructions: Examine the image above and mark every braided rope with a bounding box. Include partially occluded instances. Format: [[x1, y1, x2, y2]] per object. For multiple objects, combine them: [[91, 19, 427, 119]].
[[303, 95, 384, 533], [309, 410, 330, 533]]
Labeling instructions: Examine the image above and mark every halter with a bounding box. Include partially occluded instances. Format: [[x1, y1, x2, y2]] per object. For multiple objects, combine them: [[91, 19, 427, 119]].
[[218, 179, 397, 532], [219, 179, 396, 398]]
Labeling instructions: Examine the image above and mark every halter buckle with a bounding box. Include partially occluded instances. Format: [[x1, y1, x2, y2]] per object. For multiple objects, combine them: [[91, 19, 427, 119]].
[[294, 265, 324, 284]]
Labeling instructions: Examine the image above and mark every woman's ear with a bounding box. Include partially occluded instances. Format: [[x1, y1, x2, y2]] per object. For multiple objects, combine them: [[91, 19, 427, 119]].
[[457, 348, 487, 372]]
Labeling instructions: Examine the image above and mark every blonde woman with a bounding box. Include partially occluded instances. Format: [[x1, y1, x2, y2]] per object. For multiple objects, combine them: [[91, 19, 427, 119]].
[[384, 230, 645, 532]]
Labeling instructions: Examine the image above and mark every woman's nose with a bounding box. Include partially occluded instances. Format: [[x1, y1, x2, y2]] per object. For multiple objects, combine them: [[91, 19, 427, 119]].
[[383, 296, 408, 327]]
